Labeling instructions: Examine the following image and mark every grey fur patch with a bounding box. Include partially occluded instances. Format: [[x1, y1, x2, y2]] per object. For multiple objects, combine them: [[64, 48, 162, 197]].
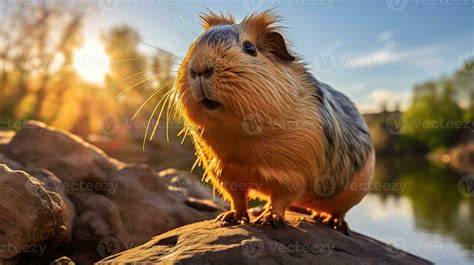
[[310, 75, 372, 187], [198, 25, 239, 47]]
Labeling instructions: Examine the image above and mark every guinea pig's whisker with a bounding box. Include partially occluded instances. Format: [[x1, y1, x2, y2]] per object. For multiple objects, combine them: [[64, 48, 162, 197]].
[[115, 78, 154, 99], [179, 127, 188, 144], [177, 121, 193, 145], [115, 72, 176, 99], [122, 68, 161, 81], [165, 89, 176, 142], [163, 89, 176, 140], [132, 80, 175, 120], [142, 88, 175, 150], [138, 40, 183, 61], [148, 88, 174, 142], [112, 57, 180, 66]]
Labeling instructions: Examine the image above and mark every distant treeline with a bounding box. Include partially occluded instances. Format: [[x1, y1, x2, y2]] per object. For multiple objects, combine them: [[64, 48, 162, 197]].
[[0, 3, 175, 138], [366, 60, 473, 155]]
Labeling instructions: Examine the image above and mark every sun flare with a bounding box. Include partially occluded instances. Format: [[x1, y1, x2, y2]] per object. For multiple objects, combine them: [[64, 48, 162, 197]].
[[73, 40, 110, 84]]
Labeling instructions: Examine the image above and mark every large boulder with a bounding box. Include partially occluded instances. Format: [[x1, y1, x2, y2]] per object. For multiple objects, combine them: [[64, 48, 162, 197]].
[[5, 121, 121, 183], [0, 154, 76, 240], [98, 211, 432, 265], [0, 153, 21, 170], [107, 164, 226, 245], [1, 121, 227, 264], [0, 130, 14, 153], [0, 165, 69, 264]]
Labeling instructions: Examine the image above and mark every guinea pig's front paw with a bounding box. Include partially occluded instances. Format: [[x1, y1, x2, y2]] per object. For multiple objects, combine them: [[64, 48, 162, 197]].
[[215, 209, 250, 226], [253, 209, 287, 228], [311, 212, 350, 236]]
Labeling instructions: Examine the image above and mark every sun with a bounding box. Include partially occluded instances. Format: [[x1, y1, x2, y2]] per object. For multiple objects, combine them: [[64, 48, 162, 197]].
[[73, 40, 111, 84]]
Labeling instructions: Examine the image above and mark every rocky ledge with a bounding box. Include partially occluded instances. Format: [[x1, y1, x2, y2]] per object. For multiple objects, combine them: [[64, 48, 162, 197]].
[[98, 211, 431, 265]]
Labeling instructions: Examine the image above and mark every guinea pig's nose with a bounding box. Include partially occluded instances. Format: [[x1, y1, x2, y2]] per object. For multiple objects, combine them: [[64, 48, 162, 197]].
[[190, 67, 214, 79]]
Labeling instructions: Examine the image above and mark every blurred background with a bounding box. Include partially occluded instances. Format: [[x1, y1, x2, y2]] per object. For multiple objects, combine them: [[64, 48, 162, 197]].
[[0, 0, 472, 264]]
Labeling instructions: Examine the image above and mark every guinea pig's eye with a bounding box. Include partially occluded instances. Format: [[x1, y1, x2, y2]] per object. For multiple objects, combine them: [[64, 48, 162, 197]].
[[242, 41, 257, 57]]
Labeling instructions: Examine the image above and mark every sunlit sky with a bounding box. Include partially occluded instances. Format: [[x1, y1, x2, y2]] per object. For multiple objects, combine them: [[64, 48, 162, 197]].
[[73, 41, 111, 84], [82, 0, 473, 113]]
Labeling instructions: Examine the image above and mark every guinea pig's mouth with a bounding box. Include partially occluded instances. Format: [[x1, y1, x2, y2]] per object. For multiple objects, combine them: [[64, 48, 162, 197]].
[[201, 97, 221, 110]]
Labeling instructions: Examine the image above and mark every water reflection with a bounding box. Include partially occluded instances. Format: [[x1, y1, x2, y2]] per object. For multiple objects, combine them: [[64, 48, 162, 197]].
[[348, 157, 474, 265]]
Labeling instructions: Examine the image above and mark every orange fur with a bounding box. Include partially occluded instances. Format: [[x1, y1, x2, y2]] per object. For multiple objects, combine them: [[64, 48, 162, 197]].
[[199, 11, 235, 30]]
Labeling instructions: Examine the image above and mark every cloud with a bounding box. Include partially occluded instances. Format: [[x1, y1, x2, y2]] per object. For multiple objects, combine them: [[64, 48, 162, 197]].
[[344, 31, 448, 70], [378, 31, 394, 43], [356, 88, 412, 113], [352, 82, 367, 91], [326, 39, 344, 51], [344, 49, 404, 68]]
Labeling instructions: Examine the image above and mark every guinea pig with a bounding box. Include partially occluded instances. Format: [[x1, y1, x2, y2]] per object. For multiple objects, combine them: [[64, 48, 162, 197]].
[[173, 11, 375, 235]]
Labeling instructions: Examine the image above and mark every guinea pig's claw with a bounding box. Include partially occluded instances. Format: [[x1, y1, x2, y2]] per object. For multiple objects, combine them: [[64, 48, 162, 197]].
[[311, 212, 351, 236], [215, 210, 249, 226], [253, 211, 287, 228], [339, 221, 351, 236]]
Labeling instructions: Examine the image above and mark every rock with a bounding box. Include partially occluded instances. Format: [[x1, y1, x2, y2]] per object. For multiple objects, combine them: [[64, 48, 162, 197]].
[[68, 192, 128, 264], [75, 165, 227, 263], [98, 211, 432, 265], [106, 164, 226, 246], [158, 168, 228, 209], [52, 256, 75, 265], [428, 142, 474, 174], [23, 168, 76, 239], [0, 130, 14, 153], [0, 153, 21, 170], [447, 142, 474, 173], [0, 165, 69, 264], [5, 121, 122, 183], [1, 121, 227, 264], [0, 154, 76, 240]]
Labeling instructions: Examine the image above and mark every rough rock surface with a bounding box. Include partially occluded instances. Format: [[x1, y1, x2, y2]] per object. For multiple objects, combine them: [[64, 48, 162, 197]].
[[0, 121, 227, 264], [99, 211, 432, 265], [0, 165, 69, 264], [53, 256, 76, 264], [0, 130, 14, 152], [5, 122, 120, 183]]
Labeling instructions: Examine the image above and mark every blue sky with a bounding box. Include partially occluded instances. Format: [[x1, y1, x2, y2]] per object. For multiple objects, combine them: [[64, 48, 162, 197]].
[[89, 0, 473, 113]]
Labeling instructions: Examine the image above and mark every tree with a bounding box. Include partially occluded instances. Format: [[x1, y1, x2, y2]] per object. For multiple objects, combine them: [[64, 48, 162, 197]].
[[453, 59, 474, 120], [0, 2, 86, 120], [403, 74, 465, 150]]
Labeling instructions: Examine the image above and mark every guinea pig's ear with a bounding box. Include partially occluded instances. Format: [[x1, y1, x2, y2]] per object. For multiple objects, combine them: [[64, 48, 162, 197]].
[[200, 11, 235, 30], [264, 32, 295, 62]]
